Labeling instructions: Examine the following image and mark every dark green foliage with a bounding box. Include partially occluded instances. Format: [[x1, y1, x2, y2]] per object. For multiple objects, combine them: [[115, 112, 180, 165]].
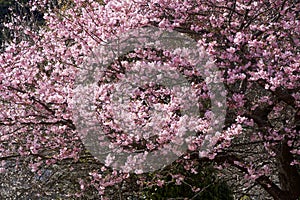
[[0, 0, 45, 49], [0, 0, 11, 48], [143, 163, 233, 200], [0, 0, 11, 17]]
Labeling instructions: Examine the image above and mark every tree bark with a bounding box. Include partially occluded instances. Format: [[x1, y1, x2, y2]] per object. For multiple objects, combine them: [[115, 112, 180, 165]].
[[276, 140, 300, 200]]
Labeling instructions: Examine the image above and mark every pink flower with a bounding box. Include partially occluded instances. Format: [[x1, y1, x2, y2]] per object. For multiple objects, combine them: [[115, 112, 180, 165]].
[[157, 179, 165, 187]]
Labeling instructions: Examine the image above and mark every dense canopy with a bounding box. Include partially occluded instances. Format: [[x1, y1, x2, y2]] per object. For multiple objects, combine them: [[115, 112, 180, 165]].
[[0, 0, 299, 199]]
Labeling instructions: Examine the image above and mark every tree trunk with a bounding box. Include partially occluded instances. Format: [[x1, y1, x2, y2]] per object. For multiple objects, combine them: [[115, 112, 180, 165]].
[[277, 140, 300, 200]]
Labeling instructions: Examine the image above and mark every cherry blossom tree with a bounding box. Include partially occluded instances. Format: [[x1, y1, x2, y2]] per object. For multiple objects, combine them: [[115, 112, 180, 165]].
[[0, 0, 299, 199]]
